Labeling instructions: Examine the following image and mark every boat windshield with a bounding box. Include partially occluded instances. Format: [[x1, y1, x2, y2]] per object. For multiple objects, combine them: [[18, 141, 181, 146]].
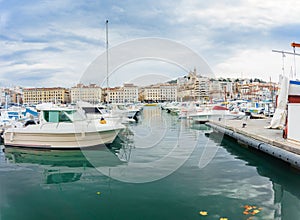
[[43, 110, 84, 123], [64, 110, 85, 122], [82, 107, 102, 115], [117, 105, 126, 110]]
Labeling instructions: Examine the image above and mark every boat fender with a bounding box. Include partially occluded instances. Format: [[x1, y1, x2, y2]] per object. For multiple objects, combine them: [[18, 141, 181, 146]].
[[10, 132, 14, 142], [100, 117, 107, 124]]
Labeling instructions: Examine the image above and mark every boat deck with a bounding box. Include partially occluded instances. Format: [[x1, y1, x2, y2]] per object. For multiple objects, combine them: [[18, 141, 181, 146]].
[[207, 117, 300, 156]]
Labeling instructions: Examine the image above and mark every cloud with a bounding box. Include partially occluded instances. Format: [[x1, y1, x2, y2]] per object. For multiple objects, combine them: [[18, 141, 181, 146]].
[[112, 5, 125, 13], [108, 60, 184, 87], [214, 47, 300, 81], [1, 0, 300, 88], [172, 0, 300, 30]]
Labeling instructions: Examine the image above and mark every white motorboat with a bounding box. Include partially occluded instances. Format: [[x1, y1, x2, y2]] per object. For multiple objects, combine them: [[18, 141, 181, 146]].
[[189, 105, 246, 123], [164, 102, 180, 115], [76, 101, 135, 124], [108, 104, 141, 122], [0, 106, 38, 127], [3, 107, 125, 149]]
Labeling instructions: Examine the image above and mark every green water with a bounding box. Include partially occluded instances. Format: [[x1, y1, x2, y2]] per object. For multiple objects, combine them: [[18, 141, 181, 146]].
[[1, 107, 300, 220]]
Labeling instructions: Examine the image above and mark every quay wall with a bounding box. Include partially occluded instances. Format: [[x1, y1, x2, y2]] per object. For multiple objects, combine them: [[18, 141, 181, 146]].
[[207, 122, 300, 169]]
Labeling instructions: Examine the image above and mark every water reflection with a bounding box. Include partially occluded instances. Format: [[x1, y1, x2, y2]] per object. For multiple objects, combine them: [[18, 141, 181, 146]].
[[2, 108, 300, 220], [207, 131, 300, 220], [4, 144, 126, 185], [2, 124, 136, 186], [90, 107, 202, 183], [190, 123, 213, 132]]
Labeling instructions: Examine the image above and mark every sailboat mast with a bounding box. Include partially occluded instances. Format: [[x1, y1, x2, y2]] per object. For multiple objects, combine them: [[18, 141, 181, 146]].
[[106, 20, 109, 89]]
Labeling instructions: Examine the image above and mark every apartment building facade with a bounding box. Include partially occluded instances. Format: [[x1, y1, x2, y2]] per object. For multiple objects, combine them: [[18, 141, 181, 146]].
[[177, 69, 202, 102], [106, 83, 138, 103], [123, 83, 139, 103], [142, 84, 177, 102], [70, 83, 102, 103], [0, 87, 23, 105], [23, 87, 70, 104]]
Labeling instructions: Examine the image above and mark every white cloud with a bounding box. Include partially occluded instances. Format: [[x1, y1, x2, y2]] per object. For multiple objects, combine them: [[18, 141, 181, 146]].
[[20, 0, 78, 15], [112, 5, 125, 14], [0, 36, 101, 87], [214, 47, 300, 82], [1, 0, 300, 87], [173, 0, 300, 30], [108, 60, 184, 87]]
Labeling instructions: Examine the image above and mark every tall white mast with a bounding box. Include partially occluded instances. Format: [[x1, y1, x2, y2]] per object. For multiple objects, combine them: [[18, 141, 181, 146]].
[[106, 20, 109, 89]]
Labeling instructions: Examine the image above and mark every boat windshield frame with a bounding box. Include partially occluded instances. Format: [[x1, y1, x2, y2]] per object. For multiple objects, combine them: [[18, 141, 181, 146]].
[[42, 109, 85, 123], [64, 110, 86, 122]]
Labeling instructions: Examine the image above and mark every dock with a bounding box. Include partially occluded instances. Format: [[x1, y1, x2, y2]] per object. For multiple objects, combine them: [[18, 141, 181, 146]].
[[206, 118, 300, 169]]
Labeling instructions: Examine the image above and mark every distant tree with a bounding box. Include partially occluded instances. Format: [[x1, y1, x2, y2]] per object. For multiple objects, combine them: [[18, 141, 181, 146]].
[[138, 94, 145, 102], [167, 79, 177, 84]]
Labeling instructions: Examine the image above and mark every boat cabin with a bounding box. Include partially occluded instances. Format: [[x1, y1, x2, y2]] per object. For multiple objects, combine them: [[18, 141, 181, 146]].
[[82, 106, 108, 115], [42, 109, 79, 123]]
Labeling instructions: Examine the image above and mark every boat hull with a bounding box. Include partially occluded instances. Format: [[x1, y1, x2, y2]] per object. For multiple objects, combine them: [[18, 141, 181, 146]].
[[189, 111, 246, 121], [4, 129, 122, 149]]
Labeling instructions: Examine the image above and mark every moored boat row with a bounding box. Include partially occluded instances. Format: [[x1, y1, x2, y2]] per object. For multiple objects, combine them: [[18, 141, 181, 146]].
[[1, 102, 144, 150], [161, 100, 275, 121]]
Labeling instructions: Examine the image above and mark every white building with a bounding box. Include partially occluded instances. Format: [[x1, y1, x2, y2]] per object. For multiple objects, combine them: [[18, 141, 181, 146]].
[[142, 84, 177, 102], [123, 83, 139, 103], [0, 87, 23, 105], [199, 76, 210, 99], [107, 87, 123, 103], [143, 86, 161, 102], [107, 83, 138, 103], [70, 83, 102, 103], [0, 88, 11, 105], [160, 84, 177, 102]]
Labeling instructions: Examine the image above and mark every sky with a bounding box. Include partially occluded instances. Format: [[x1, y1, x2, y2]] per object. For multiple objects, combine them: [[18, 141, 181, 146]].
[[1, 0, 300, 88]]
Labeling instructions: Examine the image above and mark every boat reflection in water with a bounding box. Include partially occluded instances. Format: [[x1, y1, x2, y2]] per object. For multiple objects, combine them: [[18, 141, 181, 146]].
[[4, 131, 133, 185], [190, 123, 213, 133]]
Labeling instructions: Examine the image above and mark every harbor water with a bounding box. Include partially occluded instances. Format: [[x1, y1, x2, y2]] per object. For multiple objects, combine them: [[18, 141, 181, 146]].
[[1, 106, 300, 220]]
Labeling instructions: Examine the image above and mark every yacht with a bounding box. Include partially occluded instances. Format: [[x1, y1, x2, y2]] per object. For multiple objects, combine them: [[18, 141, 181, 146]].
[[3, 107, 125, 149]]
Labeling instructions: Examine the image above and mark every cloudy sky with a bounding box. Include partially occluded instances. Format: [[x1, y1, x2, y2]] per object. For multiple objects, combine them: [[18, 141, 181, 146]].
[[1, 0, 300, 88]]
